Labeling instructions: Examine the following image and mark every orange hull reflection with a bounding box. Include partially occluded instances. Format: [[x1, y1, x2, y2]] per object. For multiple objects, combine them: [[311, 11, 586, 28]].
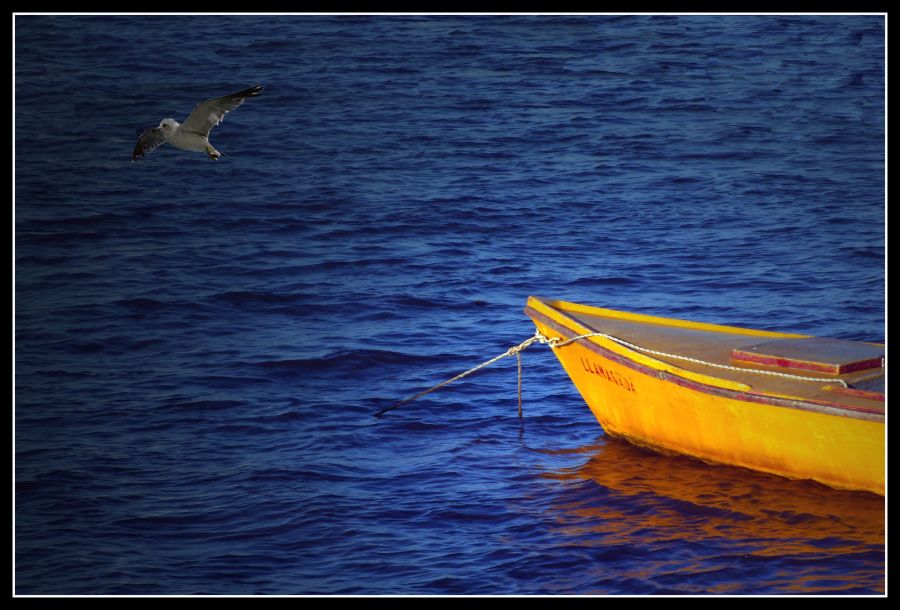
[[540, 437, 885, 593]]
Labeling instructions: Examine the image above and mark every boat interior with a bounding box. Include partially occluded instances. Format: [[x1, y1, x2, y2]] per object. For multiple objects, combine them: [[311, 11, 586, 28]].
[[531, 299, 885, 416]]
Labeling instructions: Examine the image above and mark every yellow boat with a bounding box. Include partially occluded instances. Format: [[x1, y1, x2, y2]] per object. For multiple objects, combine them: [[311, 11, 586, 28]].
[[524, 296, 885, 495]]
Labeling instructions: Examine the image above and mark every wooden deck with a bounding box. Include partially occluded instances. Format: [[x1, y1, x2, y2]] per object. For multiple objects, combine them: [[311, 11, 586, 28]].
[[558, 305, 884, 416]]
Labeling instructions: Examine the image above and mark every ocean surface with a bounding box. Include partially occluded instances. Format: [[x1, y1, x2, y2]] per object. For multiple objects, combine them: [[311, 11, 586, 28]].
[[14, 15, 885, 596]]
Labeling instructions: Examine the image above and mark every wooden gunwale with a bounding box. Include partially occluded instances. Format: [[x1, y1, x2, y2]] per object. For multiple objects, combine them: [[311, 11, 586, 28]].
[[524, 304, 884, 423]]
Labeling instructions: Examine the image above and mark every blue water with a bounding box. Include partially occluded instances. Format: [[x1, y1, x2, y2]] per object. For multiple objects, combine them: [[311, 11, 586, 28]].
[[15, 15, 885, 595]]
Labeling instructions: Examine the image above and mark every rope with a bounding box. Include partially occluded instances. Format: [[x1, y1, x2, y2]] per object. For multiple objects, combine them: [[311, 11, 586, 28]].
[[516, 350, 523, 418], [547, 331, 850, 388], [373, 332, 551, 417], [374, 328, 858, 417]]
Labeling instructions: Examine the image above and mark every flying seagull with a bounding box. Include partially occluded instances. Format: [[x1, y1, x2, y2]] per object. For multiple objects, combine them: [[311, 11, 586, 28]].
[[132, 85, 263, 161]]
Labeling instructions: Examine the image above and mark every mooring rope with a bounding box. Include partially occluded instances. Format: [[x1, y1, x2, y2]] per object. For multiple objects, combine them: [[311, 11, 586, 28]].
[[550, 331, 851, 388], [373, 332, 551, 417], [373, 328, 854, 417]]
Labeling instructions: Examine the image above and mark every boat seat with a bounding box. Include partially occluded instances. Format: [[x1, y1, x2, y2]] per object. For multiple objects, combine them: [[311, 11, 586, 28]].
[[731, 337, 884, 375]]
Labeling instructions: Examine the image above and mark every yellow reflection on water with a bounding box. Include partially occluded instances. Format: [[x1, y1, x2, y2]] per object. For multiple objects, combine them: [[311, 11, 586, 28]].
[[540, 436, 885, 593]]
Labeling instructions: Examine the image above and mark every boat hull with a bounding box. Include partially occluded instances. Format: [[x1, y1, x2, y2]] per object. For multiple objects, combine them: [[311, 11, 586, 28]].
[[525, 297, 885, 495]]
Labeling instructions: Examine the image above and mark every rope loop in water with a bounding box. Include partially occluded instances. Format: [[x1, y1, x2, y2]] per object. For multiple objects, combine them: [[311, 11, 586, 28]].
[[373, 332, 547, 418]]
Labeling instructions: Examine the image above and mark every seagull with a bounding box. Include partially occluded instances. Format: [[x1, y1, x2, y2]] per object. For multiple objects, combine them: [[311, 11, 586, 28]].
[[132, 85, 263, 161]]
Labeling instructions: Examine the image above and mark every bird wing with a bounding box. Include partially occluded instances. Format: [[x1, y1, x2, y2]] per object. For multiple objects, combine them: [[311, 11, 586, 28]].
[[132, 127, 168, 161], [180, 85, 263, 136]]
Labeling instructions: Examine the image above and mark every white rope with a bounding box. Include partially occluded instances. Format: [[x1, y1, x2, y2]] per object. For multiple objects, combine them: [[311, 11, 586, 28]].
[[374, 328, 859, 417], [373, 333, 545, 417], [545, 330, 850, 388]]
